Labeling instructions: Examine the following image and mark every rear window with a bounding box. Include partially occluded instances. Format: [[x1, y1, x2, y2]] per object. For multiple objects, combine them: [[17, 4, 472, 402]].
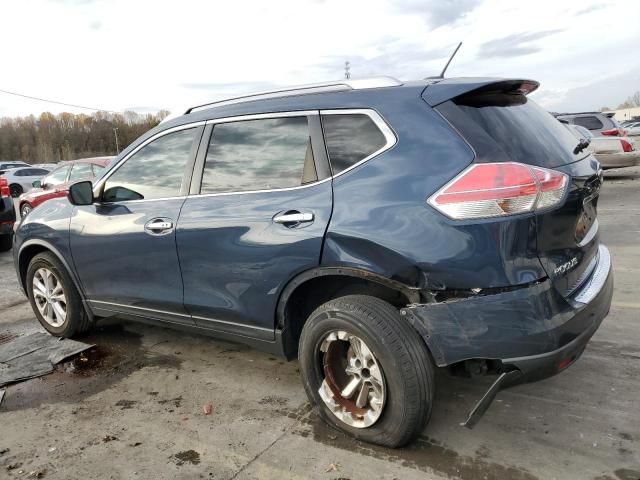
[[437, 93, 587, 168], [572, 116, 603, 130]]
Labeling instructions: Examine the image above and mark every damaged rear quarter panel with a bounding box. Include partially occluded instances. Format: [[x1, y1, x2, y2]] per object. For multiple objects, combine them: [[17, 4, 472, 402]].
[[321, 91, 547, 290]]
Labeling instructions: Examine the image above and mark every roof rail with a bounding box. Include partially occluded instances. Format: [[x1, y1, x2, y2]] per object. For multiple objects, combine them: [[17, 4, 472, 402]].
[[185, 76, 403, 114]]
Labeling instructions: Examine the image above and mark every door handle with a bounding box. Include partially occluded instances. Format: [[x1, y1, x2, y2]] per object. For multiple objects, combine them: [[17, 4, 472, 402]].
[[273, 212, 314, 225], [144, 218, 174, 235]]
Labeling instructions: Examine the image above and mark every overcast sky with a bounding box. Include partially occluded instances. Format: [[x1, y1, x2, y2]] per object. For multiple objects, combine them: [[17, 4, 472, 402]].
[[1, 0, 638, 118]]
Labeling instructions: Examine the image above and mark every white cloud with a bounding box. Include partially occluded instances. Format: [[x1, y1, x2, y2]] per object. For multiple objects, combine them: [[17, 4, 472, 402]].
[[0, 0, 638, 117]]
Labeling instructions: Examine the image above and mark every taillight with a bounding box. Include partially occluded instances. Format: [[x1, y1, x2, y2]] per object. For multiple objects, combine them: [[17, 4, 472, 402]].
[[621, 139, 634, 152], [0, 178, 9, 197], [428, 162, 569, 220], [601, 128, 621, 136]]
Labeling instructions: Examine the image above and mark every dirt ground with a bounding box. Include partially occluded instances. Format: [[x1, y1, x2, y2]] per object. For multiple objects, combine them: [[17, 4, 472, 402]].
[[1, 168, 639, 480]]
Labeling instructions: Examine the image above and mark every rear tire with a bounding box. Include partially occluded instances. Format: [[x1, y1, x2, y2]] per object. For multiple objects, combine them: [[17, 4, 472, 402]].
[[298, 295, 434, 448], [26, 252, 93, 337], [9, 184, 23, 198], [0, 234, 12, 252]]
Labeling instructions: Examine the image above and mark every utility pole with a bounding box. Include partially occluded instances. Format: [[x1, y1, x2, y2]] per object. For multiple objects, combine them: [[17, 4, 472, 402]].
[[113, 127, 120, 154], [344, 61, 351, 80]]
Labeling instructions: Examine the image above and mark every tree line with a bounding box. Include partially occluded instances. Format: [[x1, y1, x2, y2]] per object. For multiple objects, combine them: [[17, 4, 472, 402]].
[[600, 91, 640, 112], [0, 110, 169, 163]]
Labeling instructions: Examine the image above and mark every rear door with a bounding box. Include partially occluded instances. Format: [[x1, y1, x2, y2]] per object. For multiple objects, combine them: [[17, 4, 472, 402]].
[[436, 89, 602, 297], [70, 125, 203, 324], [177, 112, 332, 338]]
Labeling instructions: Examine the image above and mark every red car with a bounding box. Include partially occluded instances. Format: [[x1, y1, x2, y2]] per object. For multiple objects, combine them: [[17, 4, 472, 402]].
[[18, 157, 114, 218]]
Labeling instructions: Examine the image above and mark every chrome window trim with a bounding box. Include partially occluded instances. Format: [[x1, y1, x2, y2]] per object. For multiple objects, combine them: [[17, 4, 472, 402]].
[[92, 121, 206, 197], [93, 109, 396, 202], [204, 110, 318, 125], [320, 108, 397, 177], [190, 108, 396, 199]]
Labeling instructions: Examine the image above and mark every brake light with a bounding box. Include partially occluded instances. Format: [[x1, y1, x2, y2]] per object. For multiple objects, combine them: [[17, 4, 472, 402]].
[[0, 178, 9, 197], [428, 162, 569, 220], [621, 139, 634, 152], [601, 128, 621, 136]]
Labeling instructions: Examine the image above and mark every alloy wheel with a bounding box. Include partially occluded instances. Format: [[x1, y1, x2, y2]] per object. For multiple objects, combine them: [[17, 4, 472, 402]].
[[32, 267, 67, 327], [318, 330, 386, 428]]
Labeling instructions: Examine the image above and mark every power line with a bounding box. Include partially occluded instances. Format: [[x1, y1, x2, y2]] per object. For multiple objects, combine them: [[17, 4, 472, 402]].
[[0, 87, 116, 113]]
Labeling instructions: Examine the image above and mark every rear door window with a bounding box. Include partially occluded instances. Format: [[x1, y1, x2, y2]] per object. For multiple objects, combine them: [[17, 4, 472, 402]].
[[321, 113, 387, 174], [200, 116, 315, 194], [573, 116, 604, 130], [437, 94, 587, 168]]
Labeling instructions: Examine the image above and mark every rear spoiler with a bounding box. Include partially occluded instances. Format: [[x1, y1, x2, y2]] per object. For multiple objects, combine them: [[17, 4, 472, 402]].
[[422, 78, 540, 107]]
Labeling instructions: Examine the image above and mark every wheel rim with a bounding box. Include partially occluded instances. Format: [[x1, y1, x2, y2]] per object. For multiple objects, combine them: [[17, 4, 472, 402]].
[[21, 204, 32, 217], [318, 330, 386, 428], [32, 267, 67, 327]]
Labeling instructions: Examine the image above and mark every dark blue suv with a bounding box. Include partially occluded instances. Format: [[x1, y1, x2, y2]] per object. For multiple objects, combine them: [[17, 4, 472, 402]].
[[13, 76, 613, 447]]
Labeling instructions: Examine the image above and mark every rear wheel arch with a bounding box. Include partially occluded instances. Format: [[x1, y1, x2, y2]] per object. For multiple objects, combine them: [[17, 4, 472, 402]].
[[276, 267, 421, 358]]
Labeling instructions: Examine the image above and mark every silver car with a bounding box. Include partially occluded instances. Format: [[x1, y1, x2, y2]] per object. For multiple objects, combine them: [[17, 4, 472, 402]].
[[557, 112, 624, 137], [567, 124, 640, 169], [1, 166, 51, 197], [624, 122, 640, 137]]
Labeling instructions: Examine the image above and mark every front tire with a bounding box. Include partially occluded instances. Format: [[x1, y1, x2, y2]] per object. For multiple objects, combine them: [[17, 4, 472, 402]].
[[26, 252, 92, 337], [298, 295, 434, 448]]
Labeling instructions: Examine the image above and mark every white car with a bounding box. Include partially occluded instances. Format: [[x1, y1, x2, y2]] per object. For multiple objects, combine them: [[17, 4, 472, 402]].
[[0, 161, 30, 174], [568, 124, 640, 169], [1, 166, 51, 197], [624, 122, 640, 136]]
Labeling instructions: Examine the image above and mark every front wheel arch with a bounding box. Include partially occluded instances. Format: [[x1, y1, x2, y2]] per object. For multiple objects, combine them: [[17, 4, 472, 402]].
[[18, 241, 86, 302]]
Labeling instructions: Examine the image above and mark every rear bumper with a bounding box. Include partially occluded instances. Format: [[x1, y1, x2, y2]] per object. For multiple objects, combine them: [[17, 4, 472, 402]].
[[595, 151, 640, 169], [402, 245, 613, 382]]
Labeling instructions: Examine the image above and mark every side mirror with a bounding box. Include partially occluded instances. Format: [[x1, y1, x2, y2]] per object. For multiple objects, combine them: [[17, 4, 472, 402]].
[[32, 180, 42, 188], [68, 181, 94, 206]]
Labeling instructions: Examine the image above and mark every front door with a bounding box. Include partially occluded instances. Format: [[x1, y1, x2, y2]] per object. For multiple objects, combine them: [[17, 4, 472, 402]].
[[70, 125, 203, 325], [177, 113, 332, 339]]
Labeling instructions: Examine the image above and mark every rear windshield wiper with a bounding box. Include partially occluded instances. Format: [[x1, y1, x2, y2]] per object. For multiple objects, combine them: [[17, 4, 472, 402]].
[[573, 138, 591, 154]]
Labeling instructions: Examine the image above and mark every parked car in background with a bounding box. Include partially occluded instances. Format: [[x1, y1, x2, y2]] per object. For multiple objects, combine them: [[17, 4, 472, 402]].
[[18, 156, 113, 218], [13, 77, 613, 447], [0, 176, 16, 251], [1, 166, 51, 197], [556, 111, 625, 137], [0, 161, 30, 174], [623, 122, 640, 136], [33, 163, 58, 170], [566, 124, 639, 169]]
